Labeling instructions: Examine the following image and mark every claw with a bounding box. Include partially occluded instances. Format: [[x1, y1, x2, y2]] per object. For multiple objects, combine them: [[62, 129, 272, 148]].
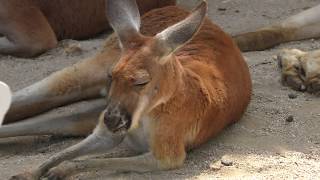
[[282, 75, 305, 91]]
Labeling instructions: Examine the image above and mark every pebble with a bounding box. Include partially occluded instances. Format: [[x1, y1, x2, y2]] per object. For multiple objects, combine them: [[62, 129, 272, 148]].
[[286, 115, 294, 122], [221, 159, 233, 166], [288, 93, 298, 99], [218, 7, 227, 11], [210, 163, 222, 171], [64, 43, 83, 55]]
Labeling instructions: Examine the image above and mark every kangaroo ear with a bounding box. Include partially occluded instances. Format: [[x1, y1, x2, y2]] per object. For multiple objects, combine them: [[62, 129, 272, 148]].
[[155, 1, 207, 55], [106, 0, 141, 49], [0, 81, 12, 126]]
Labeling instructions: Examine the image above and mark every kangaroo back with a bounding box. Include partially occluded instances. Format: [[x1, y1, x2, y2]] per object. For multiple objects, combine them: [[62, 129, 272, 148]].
[[32, 0, 176, 39]]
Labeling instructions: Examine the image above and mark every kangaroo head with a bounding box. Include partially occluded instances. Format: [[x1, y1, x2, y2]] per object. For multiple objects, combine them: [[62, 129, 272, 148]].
[[100, 0, 207, 133]]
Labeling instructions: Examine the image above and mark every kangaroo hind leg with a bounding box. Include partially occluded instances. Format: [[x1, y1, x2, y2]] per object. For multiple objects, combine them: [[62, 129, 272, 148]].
[[4, 46, 119, 124], [0, 1, 57, 57], [234, 4, 320, 51]]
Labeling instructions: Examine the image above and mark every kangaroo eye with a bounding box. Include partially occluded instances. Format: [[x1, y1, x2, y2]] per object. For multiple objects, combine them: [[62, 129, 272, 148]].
[[134, 78, 150, 86], [133, 70, 150, 86]]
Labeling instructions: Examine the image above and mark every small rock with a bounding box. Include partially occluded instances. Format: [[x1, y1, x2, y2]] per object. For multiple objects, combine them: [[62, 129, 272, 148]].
[[258, 167, 264, 172], [38, 148, 47, 154], [288, 93, 298, 99], [221, 159, 233, 166], [235, 10, 240, 13], [286, 115, 294, 122], [218, 7, 227, 11], [272, 55, 278, 60], [210, 162, 222, 171], [64, 43, 83, 55]]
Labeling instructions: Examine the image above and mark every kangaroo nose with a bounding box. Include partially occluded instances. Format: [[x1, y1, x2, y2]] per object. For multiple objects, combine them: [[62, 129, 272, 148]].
[[103, 106, 132, 133]]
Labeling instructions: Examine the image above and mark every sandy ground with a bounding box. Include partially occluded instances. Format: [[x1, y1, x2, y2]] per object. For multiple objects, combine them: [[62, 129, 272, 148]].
[[1, 0, 320, 179]]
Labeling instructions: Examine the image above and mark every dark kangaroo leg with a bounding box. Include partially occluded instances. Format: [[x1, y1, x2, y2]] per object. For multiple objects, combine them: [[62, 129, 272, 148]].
[[4, 35, 120, 124], [0, 1, 57, 57], [0, 99, 105, 138]]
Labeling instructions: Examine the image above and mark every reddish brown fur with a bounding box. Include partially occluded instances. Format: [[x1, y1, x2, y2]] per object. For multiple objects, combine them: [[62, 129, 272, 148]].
[[107, 6, 252, 168], [33, 0, 176, 40]]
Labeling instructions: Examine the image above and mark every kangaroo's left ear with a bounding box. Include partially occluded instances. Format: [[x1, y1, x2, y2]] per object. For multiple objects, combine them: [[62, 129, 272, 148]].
[[155, 0, 208, 56], [105, 0, 141, 49]]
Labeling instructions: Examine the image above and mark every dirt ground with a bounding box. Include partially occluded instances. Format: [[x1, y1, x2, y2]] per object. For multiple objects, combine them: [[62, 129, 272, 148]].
[[1, 0, 320, 179]]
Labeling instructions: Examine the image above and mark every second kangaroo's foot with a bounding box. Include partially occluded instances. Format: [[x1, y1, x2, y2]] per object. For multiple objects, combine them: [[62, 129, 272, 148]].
[[278, 48, 320, 95]]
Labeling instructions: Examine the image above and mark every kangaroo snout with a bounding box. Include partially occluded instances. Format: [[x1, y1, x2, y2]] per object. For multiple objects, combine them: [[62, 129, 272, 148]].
[[104, 104, 132, 133]]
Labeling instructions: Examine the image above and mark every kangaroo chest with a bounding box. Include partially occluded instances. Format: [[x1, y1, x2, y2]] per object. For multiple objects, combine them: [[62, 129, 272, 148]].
[[123, 116, 152, 153]]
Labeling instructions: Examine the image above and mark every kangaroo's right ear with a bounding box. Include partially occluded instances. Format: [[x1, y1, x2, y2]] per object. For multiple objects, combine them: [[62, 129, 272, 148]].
[[106, 0, 141, 49], [155, 1, 207, 58]]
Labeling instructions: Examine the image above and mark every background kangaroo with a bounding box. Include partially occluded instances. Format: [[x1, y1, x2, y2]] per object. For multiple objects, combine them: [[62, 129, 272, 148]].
[[0, 0, 176, 57], [3, 0, 252, 179], [233, 4, 320, 93]]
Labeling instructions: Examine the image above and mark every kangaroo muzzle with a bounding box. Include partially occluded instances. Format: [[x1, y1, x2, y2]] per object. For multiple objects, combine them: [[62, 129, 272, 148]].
[[103, 103, 132, 133]]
